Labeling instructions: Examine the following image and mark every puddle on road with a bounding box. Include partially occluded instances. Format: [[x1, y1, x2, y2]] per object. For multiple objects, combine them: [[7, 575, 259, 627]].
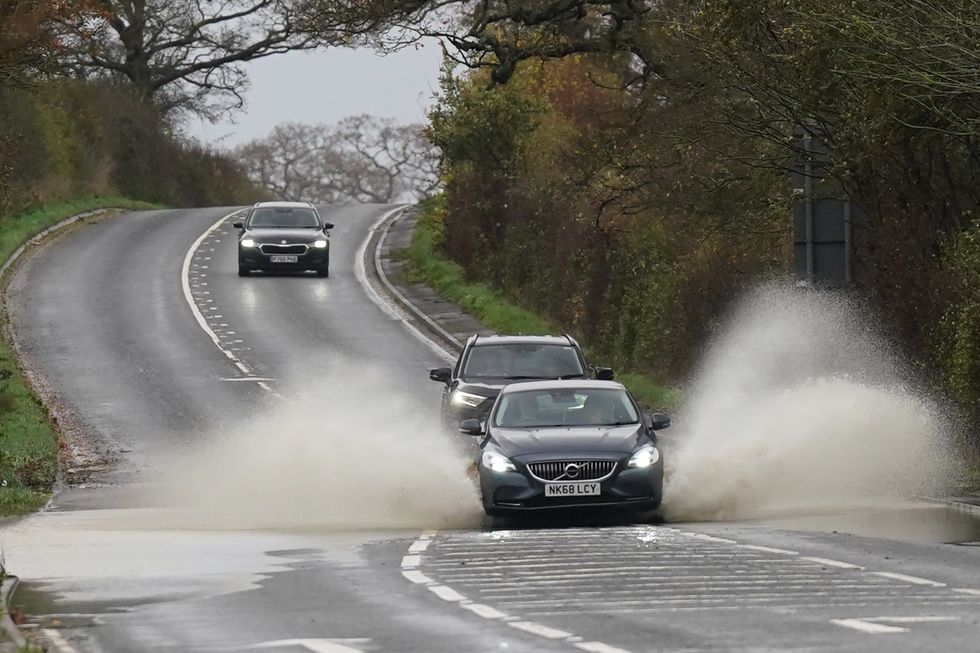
[[741, 501, 980, 545]]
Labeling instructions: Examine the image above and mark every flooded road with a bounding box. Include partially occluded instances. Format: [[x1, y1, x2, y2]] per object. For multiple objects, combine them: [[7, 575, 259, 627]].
[[3, 205, 980, 652]]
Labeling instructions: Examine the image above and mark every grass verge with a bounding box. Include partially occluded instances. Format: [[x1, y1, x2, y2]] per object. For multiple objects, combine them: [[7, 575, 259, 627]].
[[0, 196, 159, 516], [400, 199, 678, 410]]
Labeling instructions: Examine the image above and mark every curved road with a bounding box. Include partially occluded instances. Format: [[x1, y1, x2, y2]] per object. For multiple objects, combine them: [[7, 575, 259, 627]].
[[3, 205, 980, 652]]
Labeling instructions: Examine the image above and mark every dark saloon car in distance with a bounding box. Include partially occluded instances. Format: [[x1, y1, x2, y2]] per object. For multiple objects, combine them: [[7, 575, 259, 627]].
[[458, 379, 670, 517], [235, 201, 334, 277], [429, 334, 614, 426]]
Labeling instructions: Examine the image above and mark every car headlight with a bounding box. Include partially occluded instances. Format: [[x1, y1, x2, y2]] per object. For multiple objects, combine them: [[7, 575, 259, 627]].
[[241, 238, 255, 248], [313, 240, 328, 249], [451, 390, 485, 408], [627, 445, 661, 468], [482, 451, 516, 473]]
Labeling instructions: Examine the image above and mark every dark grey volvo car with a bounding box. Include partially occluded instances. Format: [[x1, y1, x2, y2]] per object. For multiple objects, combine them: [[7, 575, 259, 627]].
[[459, 380, 669, 517], [235, 201, 334, 276]]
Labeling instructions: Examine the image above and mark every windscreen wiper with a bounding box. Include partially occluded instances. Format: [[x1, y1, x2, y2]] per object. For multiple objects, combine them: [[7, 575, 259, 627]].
[[557, 373, 586, 379]]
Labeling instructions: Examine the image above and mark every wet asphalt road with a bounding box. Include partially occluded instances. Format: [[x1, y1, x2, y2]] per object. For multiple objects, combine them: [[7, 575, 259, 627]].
[[3, 205, 980, 653]]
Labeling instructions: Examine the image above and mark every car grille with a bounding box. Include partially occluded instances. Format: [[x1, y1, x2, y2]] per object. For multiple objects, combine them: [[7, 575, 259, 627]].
[[260, 243, 308, 255], [528, 460, 616, 482]]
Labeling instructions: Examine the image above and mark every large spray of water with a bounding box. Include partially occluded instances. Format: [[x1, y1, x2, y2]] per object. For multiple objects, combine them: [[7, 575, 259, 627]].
[[664, 285, 955, 521], [158, 364, 481, 531]]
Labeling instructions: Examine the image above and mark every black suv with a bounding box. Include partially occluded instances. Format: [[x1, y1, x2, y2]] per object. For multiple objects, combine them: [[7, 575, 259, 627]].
[[429, 334, 614, 426]]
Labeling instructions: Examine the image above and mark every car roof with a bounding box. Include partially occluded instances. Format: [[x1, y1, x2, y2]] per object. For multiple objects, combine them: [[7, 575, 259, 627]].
[[499, 379, 626, 394], [252, 201, 315, 209], [470, 334, 574, 346]]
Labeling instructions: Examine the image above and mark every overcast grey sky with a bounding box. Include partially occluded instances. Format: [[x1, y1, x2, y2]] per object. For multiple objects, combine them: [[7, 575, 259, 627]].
[[184, 43, 444, 148]]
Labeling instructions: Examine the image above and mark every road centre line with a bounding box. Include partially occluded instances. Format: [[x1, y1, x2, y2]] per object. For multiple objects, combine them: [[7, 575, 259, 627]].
[[181, 209, 286, 400]]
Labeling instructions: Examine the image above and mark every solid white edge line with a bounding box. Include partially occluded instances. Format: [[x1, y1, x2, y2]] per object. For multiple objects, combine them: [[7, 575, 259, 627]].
[[871, 572, 946, 587], [353, 206, 455, 363], [43, 628, 82, 653]]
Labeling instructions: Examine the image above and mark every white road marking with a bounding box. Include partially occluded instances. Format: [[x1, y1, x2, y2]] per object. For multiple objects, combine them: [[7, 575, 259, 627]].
[[408, 539, 431, 553], [508, 621, 572, 639], [952, 588, 980, 596], [871, 572, 946, 587], [831, 616, 959, 635], [575, 642, 633, 653], [353, 206, 455, 363], [220, 377, 278, 382], [248, 639, 367, 652], [400, 554, 421, 568], [43, 629, 81, 653], [428, 584, 467, 602], [459, 602, 509, 619], [180, 209, 285, 400], [401, 570, 433, 585], [801, 557, 864, 570], [401, 531, 634, 653], [831, 618, 908, 634], [738, 544, 799, 555]]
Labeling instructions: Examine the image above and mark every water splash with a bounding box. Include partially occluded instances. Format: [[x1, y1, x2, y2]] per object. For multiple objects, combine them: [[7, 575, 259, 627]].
[[665, 285, 955, 521]]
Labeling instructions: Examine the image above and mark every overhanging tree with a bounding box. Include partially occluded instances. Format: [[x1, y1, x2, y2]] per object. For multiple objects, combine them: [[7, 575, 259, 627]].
[[63, 0, 319, 120]]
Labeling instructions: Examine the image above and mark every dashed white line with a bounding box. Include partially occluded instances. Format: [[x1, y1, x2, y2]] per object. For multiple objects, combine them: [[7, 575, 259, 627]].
[[575, 642, 633, 653], [408, 539, 431, 553], [400, 554, 421, 568], [459, 603, 509, 619], [401, 570, 433, 585], [428, 584, 467, 602], [401, 531, 634, 652], [508, 621, 572, 639]]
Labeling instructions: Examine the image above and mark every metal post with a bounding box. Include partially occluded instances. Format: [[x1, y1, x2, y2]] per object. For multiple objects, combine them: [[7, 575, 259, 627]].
[[843, 199, 852, 285], [803, 134, 814, 285]]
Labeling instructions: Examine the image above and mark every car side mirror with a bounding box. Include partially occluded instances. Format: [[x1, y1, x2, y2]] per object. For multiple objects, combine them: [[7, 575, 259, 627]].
[[322, 222, 334, 231], [232, 221, 244, 229], [647, 412, 671, 430], [458, 419, 484, 435], [595, 367, 615, 381], [429, 367, 451, 384]]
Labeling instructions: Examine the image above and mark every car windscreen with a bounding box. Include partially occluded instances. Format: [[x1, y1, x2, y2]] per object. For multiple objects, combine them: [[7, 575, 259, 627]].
[[493, 388, 639, 428], [247, 207, 319, 228], [461, 344, 585, 380]]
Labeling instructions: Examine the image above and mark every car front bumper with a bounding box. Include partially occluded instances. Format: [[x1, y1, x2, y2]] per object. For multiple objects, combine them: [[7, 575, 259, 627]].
[[480, 461, 664, 513], [239, 246, 328, 270]]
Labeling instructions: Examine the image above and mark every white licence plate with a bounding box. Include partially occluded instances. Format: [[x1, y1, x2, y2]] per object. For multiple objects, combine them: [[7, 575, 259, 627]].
[[544, 482, 601, 497], [270, 255, 298, 263]]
